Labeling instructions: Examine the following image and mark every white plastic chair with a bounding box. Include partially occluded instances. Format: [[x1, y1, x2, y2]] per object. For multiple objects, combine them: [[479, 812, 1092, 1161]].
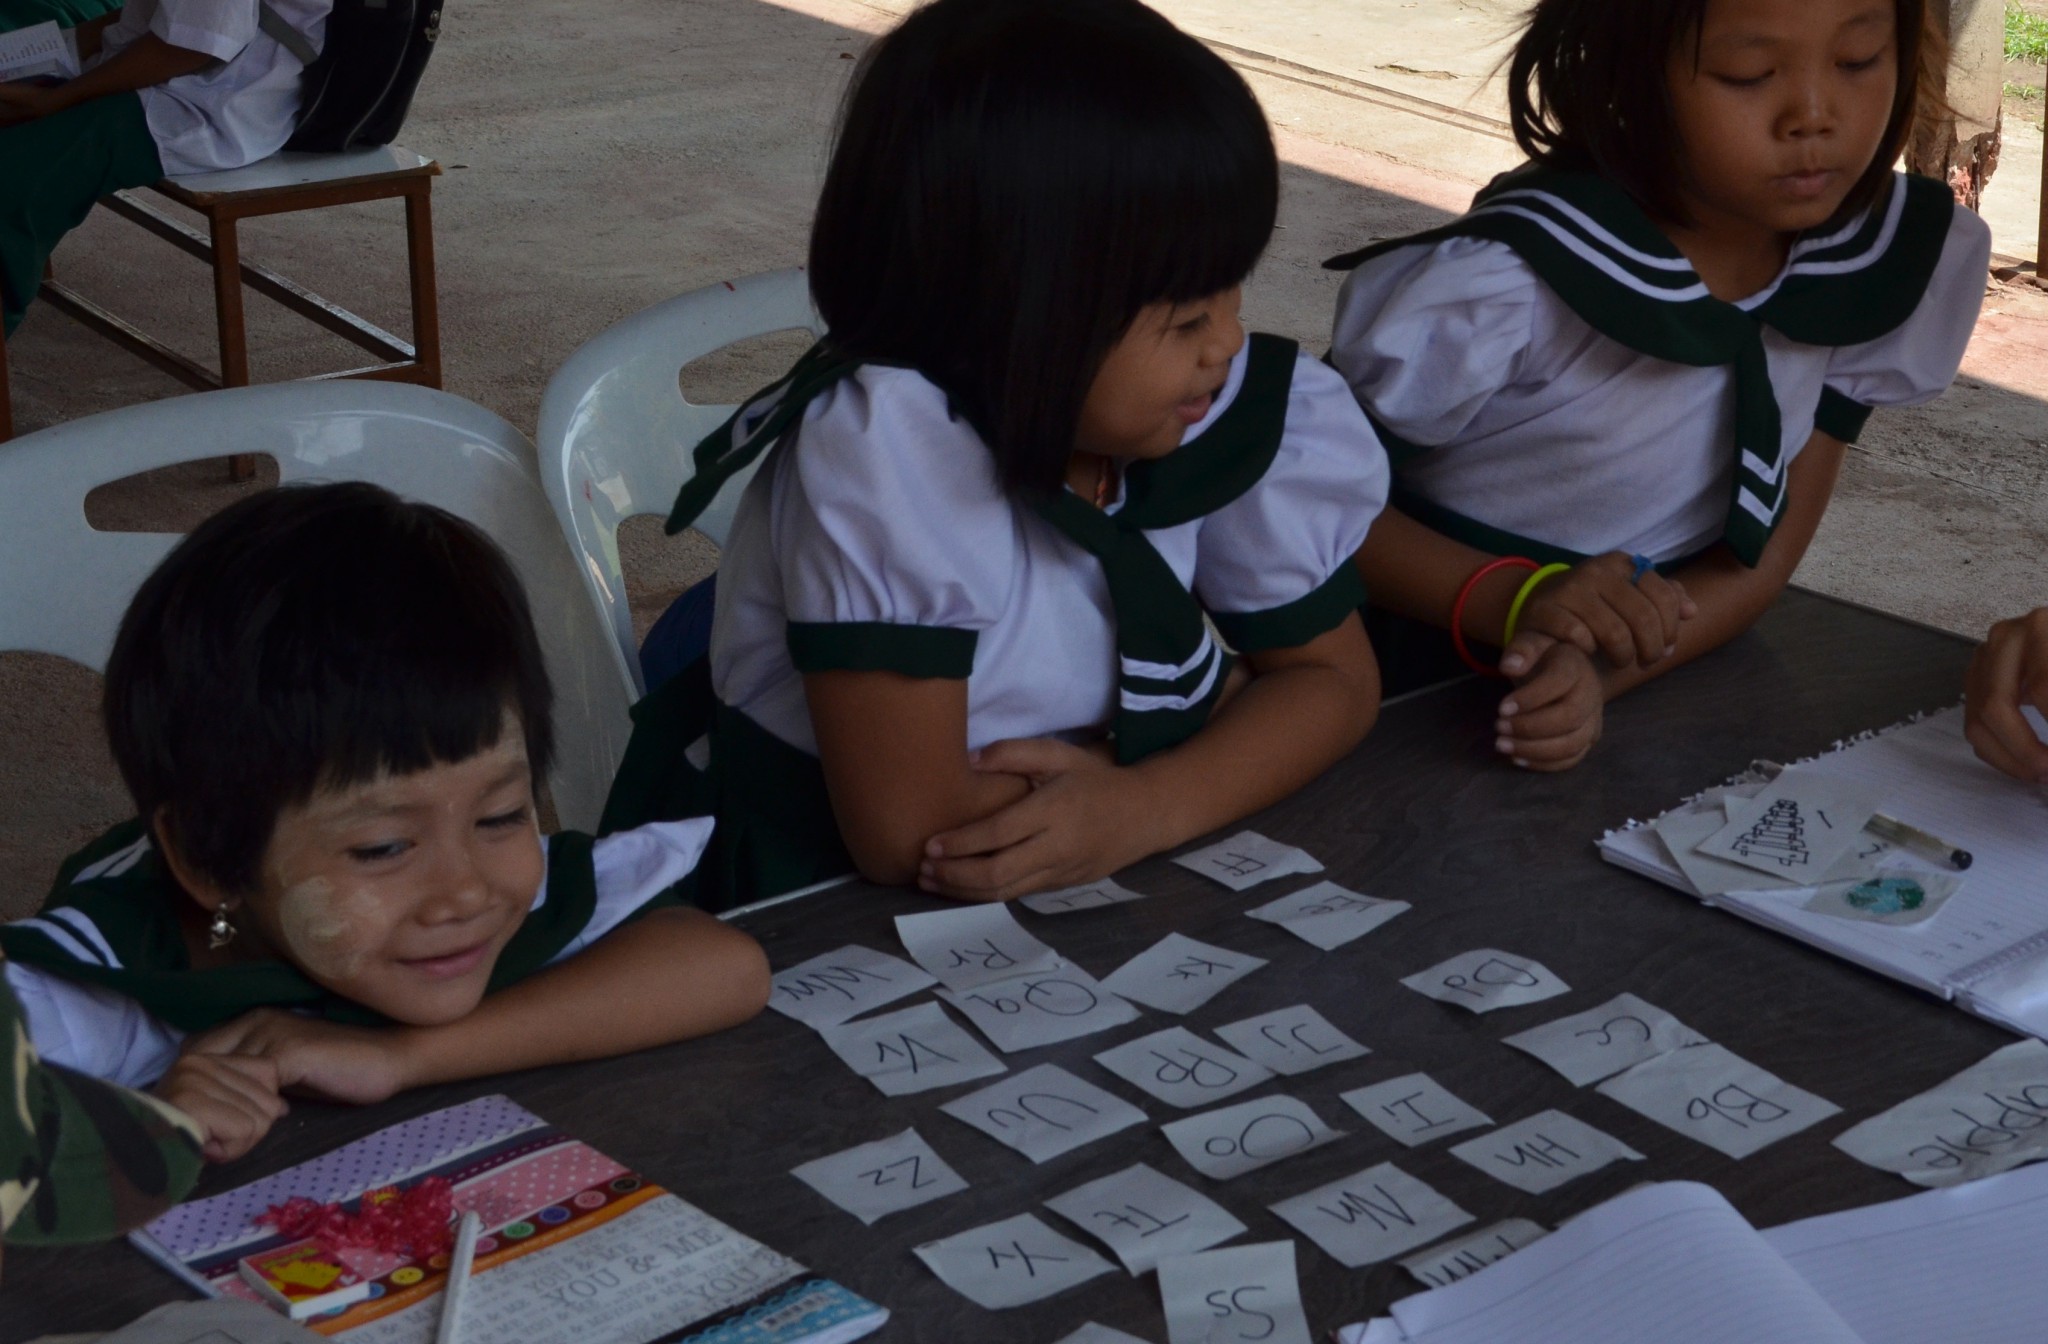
[[535, 268, 825, 700], [0, 382, 631, 832]]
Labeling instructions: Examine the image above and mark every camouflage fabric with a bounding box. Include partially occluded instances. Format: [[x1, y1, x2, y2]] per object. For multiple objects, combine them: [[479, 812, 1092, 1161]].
[[2, 962, 203, 1245]]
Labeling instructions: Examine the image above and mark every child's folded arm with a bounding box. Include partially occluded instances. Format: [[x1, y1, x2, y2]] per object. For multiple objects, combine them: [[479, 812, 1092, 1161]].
[[1, 959, 184, 1091]]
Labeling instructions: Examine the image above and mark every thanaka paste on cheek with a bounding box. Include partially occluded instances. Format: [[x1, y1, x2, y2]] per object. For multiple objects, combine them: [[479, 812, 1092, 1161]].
[[273, 874, 391, 982]]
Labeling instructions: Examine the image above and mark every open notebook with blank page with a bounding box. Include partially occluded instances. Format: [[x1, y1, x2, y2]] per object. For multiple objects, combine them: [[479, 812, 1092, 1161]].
[[1599, 707, 2048, 1037]]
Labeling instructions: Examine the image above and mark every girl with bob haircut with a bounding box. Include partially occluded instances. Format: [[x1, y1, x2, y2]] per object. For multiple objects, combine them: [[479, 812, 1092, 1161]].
[[607, 0, 1389, 906], [1324, 0, 1989, 769]]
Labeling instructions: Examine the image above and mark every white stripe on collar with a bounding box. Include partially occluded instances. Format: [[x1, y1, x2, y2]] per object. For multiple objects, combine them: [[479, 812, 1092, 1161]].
[[1120, 641, 1225, 713], [71, 833, 153, 885], [1123, 630, 1219, 683], [1466, 202, 1714, 303], [13, 916, 105, 966], [41, 907, 122, 968], [1483, 189, 1698, 272]]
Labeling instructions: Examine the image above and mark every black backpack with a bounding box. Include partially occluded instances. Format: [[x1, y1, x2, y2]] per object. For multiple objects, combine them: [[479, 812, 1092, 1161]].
[[257, 0, 443, 153]]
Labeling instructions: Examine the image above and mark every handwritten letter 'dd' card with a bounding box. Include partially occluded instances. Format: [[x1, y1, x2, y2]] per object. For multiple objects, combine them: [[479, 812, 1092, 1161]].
[[1340, 1074, 1492, 1148], [1399, 1218, 1549, 1288], [1832, 1038, 2048, 1186], [1161, 1095, 1346, 1181], [1447, 1109, 1643, 1194], [1101, 933, 1267, 1015], [1694, 773, 1887, 882], [893, 904, 1061, 992], [940, 1063, 1148, 1163], [1158, 1241, 1313, 1344], [1093, 1027, 1275, 1109], [767, 944, 937, 1029], [1268, 1163, 1473, 1269], [1022, 879, 1150, 915], [939, 965, 1139, 1053], [1044, 1162, 1247, 1275], [816, 1001, 1006, 1096], [914, 1212, 1113, 1309], [1213, 1005, 1370, 1077], [1501, 992, 1708, 1086], [1596, 1042, 1841, 1158], [1400, 948, 1570, 1014], [790, 1128, 968, 1225], [1172, 831, 1323, 891], [1245, 882, 1410, 951]]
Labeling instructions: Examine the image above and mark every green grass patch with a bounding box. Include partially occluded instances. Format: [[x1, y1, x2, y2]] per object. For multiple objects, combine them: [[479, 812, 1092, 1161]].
[[2010, 2, 2048, 64]]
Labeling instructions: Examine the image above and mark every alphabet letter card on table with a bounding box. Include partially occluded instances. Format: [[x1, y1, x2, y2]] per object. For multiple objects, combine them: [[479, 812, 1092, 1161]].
[[1245, 882, 1410, 951], [1101, 933, 1267, 1015], [1501, 992, 1707, 1086], [1398, 1219, 1549, 1288], [1596, 1042, 1841, 1158], [1161, 1095, 1346, 1180], [817, 1001, 1006, 1096], [1093, 1027, 1275, 1109], [1044, 1162, 1247, 1274], [1172, 831, 1323, 891], [1055, 1327, 1154, 1344], [1399, 948, 1569, 1014], [1448, 1109, 1643, 1194], [767, 944, 938, 1029], [1158, 1241, 1312, 1344], [894, 904, 1062, 991], [940, 1063, 1149, 1163], [939, 966, 1140, 1053], [1340, 1073, 1492, 1148], [1022, 879, 1150, 915], [1832, 1039, 2048, 1186], [1214, 1005, 1370, 1077], [914, 1213, 1114, 1309], [789, 1128, 968, 1225], [1268, 1163, 1473, 1268]]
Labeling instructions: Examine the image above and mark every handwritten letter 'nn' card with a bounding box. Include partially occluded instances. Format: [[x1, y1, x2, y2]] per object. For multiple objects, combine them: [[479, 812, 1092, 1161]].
[[1398, 1219, 1549, 1288]]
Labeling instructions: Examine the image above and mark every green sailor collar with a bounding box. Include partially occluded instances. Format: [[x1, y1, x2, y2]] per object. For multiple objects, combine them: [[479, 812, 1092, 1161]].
[[1326, 166, 1956, 567], [0, 820, 617, 1034]]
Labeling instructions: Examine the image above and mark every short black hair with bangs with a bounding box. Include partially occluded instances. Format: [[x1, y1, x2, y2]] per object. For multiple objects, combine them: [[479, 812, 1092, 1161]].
[[808, 0, 1279, 498], [104, 482, 554, 896]]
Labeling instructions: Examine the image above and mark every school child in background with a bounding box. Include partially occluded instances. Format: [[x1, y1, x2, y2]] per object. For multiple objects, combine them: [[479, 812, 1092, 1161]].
[[1966, 608, 2048, 781], [1325, 0, 1989, 770], [608, 0, 1388, 908], [0, 484, 770, 1163]]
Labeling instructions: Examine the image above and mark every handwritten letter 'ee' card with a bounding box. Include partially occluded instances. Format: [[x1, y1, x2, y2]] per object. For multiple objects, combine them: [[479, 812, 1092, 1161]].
[[1267, 1163, 1473, 1269], [1158, 1241, 1313, 1344], [1160, 1095, 1346, 1181], [1501, 992, 1708, 1086], [1831, 1038, 2048, 1186], [789, 1128, 968, 1225], [913, 1213, 1114, 1309], [1398, 1218, 1549, 1288], [1596, 1042, 1841, 1158], [1245, 881, 1410, 951], [1043, 1162, 1247, 1275], [1694, 772, 1888, 881], [767, 944, 938, 1029], [1093, 1027, 1275, 1109], [940, 1063, 1148, 1163], [1171, 831, 1323, 891], [1021, 879, 1150, 915], [1447, 1109, 1644, 1194], [816, 1001, 1007, 1096], [1339, 1073, 1492, 1147], [939, 965, 1139, 1053], [1399, 948, 1569, 1014], [1213, 1005, 1370, 1077], [1101, 933, 1267, 1015], [894, 904, 1062, 992]]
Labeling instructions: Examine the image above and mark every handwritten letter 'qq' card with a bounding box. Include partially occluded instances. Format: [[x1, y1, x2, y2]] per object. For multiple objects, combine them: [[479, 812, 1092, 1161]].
[[1448, 1109, 1644, 1194], [1101, 933, 1267, 1015], [789, 1128, 968, 1225], [1093, 1027, 1275, 1109], [816, 1001, 1007, 1097], [913, 1213, 1114, 1309], [1160, 1095, 1346, 1181], [1245, 882, 1410, 951], [1022, 879, 1150, 915], [1158, 1242, 1313, 1344], [1213, 1005, 1370, 1077], [1268, 1163, 1474, 1269], [1501, 993, 1708, 1087], [1831, 1038, 2048, 1186], [940, 1063, 1148, 1163], [1399, 1218, 1549, 1288], [1172, 831, 1323, 891], [1399, 948, 1569, 1014], [1339, 1073, 1492, 1147], [894, 904, 1062, 992], [1597, 1043, 1841, 1158], [1044, 1162, 1247, 1275], [938, 966, 1140, 1053], [1694, 772, 1888, 882], [767, 944, 938, 1029]]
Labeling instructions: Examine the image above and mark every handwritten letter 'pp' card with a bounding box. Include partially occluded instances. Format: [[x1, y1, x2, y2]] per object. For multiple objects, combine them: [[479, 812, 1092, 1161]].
[[913, 1213, 1114, 1309], [1339, 1073, 1492, 1147], [1831, 1039, 2048, 1186], [1245, 882, 1410, 951], [817, 1001, 1007, 1096], [1093, 1027, 1275, 1109], [1399, 948, 1569, 1014], [938, 965, 1140, 1053], [1044, 1163, 1247, 1275], [1101, 933, 1267, 1015], [1597, 1042, 1841, 1158], [789, 1129, 968, 1225], [1213, 1005, 1370, 1077], [1267, 1164, 1473, 1269], [1021, 879, 1150, 915], [940, 1063, 1148, 1163], [1172, 831, 1323, 891], [1447, 1109, 1643, 1194], [767, 944, 938, 1029], [1158, 1242, 1312, 1344], [894, 904, 1061, 991], [1160, 1095, 1346, 1181], [1501, 993, 1708, 1086], [1694, 773, 1887, 882]]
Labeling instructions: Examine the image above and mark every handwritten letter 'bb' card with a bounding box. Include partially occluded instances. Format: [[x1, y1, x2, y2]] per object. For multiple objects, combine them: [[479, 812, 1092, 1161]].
[[1400, 948, 1569, 1014], [1044, 1162, 1247, 1275], [1267, 1164, 1472, 1269], [1832, 1039, 2048, 1186], [1213, 1005, 1370, 1077], [1245, 882, 1409, 951], [1501, 993, 1707, 1086], [894, 904, 1061, 992], [817, 1001, 1006, 1096], [768, 944, 937, 1029], [1101, 933, 1267, 1015], [1172, 831, 1323, 891], [940, 1063, 1148, 1163], [939, 966, 1139, 1053], [913, 1213, 1113, 1309], [1093, 1028, 1274, 1109], [1158, 1242, 1312, 1344], [789, 1128, 968, 1225], [1160, 1095, 1346, 1181], [1596, 1042, 1841, 1158], [1447, 1109, 1643, 1194], [1694, 773, 1887, 882]]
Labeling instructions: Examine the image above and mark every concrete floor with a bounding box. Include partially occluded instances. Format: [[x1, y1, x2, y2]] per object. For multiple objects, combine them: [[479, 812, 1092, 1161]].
[[2, 0, 2045, 916]]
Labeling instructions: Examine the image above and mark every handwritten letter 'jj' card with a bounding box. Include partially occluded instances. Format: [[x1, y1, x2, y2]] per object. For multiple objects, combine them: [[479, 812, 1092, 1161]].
[[940, 1063, 1149, 1163], [1172, 831, 1323, 891], [1213, 1005, 1370, 1077], [767, 944, 937, 1029], [1267, 1164, 1473, 1269], [1596, 1043, 1841, 1158], [1158, 1242, 1313, 1344], [1043, 1163, 1247, 1275], [816, 1001, 1007, 1096], [789, 1129, 968, 1226], [1093, 1028, 1275, 1109], [913, 1213, 1114, 1309]]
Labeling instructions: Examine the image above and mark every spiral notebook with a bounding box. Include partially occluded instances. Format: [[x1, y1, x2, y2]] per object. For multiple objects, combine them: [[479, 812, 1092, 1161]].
[[1598, 706, 2048, 1039]]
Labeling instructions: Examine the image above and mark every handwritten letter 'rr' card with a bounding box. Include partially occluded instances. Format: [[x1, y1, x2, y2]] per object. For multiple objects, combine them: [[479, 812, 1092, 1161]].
[[1093, 1028, 1275, 1109], [893, 905, 1062, 992]]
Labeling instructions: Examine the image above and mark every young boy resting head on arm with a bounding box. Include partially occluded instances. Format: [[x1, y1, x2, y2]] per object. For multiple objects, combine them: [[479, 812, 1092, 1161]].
[[0, 483, 770, 1163]]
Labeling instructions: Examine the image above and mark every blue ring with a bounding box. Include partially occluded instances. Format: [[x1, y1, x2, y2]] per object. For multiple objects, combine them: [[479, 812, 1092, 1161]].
[[1627, 554, 1654, 585]]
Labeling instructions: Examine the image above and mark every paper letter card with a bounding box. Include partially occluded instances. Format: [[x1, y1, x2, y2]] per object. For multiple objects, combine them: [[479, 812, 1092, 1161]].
[[1022, 880, 1150, 915], [939, 965, 1140, 1053], [894, 904, 1062, 991], [1093, 1028, 1275, 1109], [1448, 1109, 1643, 1193], [817, 1001, 1007, 1096], [1832, 1038, 2048, 1186], [1693, 772, 1887, 882], [913, 1212, 1114, 1309], [1161, 1095, 1346, 1181], [1158, 1241, 1312, 1344], [1055, 1326, 1155, 1344], [768, 944, 938, 1029], [1213, 1005, 1370, 1077], [1501, 993, 1708, 1086], [1596, 1042, 1841, 1158], [1340, 1073, 1492, 1147], [1101, 933, 1267, 1015], [940, 1063, 1148, 1163], [790, 1128, 968, 1225], [1267, 1163, 1473, 1268], [1399, 1218, 1549, 1288], [1245, 881, 1410, 951], [1400, 948, 1569, 1014], [1172, 830, 1323, 891], [1044, 1162, 1247, 1274]]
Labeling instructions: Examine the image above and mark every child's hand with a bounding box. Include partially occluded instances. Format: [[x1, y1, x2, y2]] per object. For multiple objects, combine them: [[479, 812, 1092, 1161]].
[[0, 83, 61, 127], [153, 1053, 287, 1163], [1965, 608, 2048, 782], [918, 738, 1156, 902], [187, 1010, 414, 1108], [1496, 641, 1604, 771], [1500, 553, 1694, 677]]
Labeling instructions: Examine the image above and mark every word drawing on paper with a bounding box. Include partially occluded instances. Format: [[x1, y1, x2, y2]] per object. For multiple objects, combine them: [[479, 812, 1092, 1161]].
[[1833, 1041, 2048, 1185], [1731, 798, 1813, 869]]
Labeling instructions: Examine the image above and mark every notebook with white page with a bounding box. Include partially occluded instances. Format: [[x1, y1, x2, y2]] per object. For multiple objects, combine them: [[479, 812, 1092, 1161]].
[[1598, 706, 2048, 1039], [1336, 1161, 2048, 1344]]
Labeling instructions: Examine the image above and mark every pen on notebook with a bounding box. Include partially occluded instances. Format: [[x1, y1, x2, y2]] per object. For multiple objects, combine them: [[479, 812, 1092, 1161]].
[[435, 1211, 482, 1344], [1750, 760, 1973, 871]]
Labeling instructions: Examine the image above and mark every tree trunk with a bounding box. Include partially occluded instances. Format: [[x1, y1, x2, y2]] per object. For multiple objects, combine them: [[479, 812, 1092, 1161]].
[[1907, 0, 2003, 208]]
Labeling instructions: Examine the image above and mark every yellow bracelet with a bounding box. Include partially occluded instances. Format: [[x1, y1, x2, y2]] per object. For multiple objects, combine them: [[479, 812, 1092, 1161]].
[[1502, 563, 1572, 645]]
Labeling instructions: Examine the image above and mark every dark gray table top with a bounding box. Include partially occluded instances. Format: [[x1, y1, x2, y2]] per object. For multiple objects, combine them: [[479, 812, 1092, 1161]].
[[2, 589, 2005, 1343]]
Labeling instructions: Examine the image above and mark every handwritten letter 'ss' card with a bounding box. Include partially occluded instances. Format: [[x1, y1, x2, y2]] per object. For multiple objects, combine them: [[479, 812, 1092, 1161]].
[[1158, 1241, 1313, 1344]]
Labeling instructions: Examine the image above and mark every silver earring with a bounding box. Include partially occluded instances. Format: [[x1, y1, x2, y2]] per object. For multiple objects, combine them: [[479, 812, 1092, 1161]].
[[207, 906, 236, 950]]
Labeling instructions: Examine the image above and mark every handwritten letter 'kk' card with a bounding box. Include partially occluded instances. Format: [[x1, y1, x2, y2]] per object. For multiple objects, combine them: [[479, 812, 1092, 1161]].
[[1160, 1095, 1346, 1181], [1101, 933, 1267, 1015], [1267, 1163, 1473, 1269], [1093, 1027, 1275, 1109], [1158, 1242, 1313, 1344], [1832, 1039, 2048, 1186], [913, 1213, 1114, 1309], [894, 904, 1061, 992], [1213, 1005, 1370, 1077], [789, 1128, 968, 1225], [940, 1063, 1148, 1163], [1694, 772, 1887, 882], [1399, 948, 1570, 1014], [1447, 1109, 1643, 1194], [1043, 1162, 1247, 1275], [767, 944, 937, 1029], [1596, 1042, 1841, 1158], [938, 966, 1139, 1053], [1171, 831, 1323, 891], [1339, 1073, 1492, 1148], [817, 1001, 1006, 1097], [1501, 993, 1708, 1087], [1244, 882, 1410, 951]]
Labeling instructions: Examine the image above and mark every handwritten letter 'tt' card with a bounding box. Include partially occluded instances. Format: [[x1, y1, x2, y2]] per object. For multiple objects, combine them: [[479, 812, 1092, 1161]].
[[1043, 1162, 1247, 1275]]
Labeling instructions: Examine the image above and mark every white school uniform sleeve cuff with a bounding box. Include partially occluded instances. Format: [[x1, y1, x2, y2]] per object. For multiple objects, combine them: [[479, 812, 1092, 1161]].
[[149, 0, 260, 63], [544, 819, 716, 965], [2, 960, 185, 1090]]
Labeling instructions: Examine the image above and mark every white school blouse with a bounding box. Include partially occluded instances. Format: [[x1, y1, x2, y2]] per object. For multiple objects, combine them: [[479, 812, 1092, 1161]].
[[709, 342, 1391, 757], [1329, 206, 1990, 563]]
